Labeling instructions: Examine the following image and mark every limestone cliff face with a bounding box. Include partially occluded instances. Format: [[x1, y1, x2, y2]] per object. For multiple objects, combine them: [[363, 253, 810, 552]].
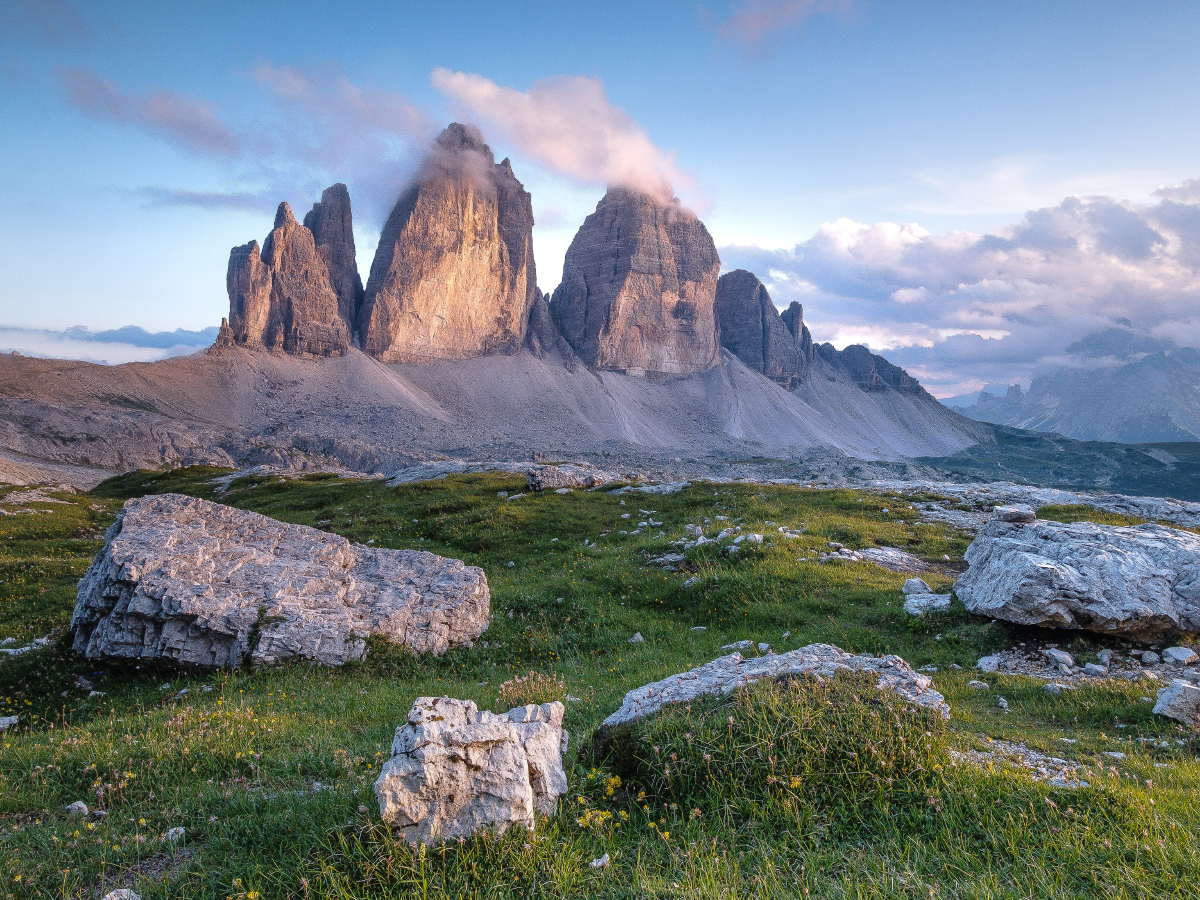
[[817, 343, 925, 395], [219, 198, 353, 357], [550, 189, 721, 375], [360, 123, 538, 362], [714, 269, 813, 388], [304, 183, 364, 335]]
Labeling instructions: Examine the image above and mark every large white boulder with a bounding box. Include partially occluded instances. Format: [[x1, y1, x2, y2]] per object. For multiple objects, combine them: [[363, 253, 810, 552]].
[[71, 494, 489, 668], [600, 643, 949, 730], [1153, 680, 1200, 726], [375, 697, 568, 845], [955, 511, 1200, 641]]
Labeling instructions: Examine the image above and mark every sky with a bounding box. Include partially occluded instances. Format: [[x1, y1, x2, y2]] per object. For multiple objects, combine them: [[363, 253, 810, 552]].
[[3, 0, 1200, 395]]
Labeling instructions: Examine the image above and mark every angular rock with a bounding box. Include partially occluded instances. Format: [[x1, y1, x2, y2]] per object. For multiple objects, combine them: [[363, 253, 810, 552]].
[[858, 546, 930, 573], [954, 513, 1200, 640], [219, 200, 353, 356], [361, 124, 538, 362], [1163, 646, 1199, 666], [903, 593, 951, 616], [903, 578, 933, 594], [303, 183, 364, 334], [66, 801, 88, 816], [71, 493, 489, 668], [0, 715, 18, 731], [994, 504, 1037, 524], [1153, 680, 1200, 726], [714, 269, 813, 388], [374, 696, 568, 845], [526, 464, 614, 492], [1142, 650, 1162, 665], [600, 643, 949, 730], [1083, 663, 1109, 676], [1043, 648, 1075, 669], [977, 655, 1002, 673], [550, 188, 720, 375]]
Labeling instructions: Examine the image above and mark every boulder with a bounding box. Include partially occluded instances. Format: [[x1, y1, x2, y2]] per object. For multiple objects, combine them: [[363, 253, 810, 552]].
[[903, 578, 933, 594], [304, 183, 364, 334], [1153, 680, 1200, 726], [954, 512, 1200, 641], [550, 188, 720, 375], [374, 696, 568, 845], [219, 200, 354, 356], [714, 269, 813, 388], [361, 124, 538, 362], [71, 494, 489, 668], [600, 643, 948, 730], [858, 546, 930, 573], [526, 464, 614, 492], [1163, 646, 1199, 666], [994, 504, 1037, 524], [903, 593, 951, 616]]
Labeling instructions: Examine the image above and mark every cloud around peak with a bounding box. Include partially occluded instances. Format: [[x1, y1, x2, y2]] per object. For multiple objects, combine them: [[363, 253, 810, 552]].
[[431, 69, 694, 204]]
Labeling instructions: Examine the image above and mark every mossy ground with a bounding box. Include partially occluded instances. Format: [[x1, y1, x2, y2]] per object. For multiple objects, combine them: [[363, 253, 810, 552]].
[[1, 468, 1197, 898]]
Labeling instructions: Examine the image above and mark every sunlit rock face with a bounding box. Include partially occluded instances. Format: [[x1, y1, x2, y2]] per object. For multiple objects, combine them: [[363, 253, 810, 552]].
[[360, 123, 539, 362], [715, 269, 813, 388], [304, 183, 364, 337], [550, 188, 721, 375], [219, 199, 353, 357]]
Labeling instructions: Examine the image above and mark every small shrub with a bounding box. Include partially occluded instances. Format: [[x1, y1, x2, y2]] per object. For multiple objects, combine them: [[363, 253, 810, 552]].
[[495, 670, 567, 708], [607, 672, 951, 835]]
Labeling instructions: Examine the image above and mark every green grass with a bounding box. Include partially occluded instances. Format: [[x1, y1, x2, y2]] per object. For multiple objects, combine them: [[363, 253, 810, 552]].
[[0, 467, 1197, 898]]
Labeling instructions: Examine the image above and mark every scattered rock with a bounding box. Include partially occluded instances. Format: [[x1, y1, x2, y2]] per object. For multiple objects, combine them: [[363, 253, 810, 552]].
[[1083, 663, 1109, 677], [955, 513, 1200, 640], [166, 827, 184, 841], [72, 675, 95, 690], [527, 464, 615, 491], [628, 632, 645, 644], [1042, 683, 1076, 696], [1153, 680, 1200, 726], [600, 643, 949, 730], [612, 482, 691, 495], [1043, 648, 1075, 669], [951, 738, 1088, 788], [690, 626, 707, 632], [968, 680, 989, 690], [2, 713, 24, 730], [683, 577, 699, 588], [1097, 648, 1115, 666], [1163, 646, 1199, 666], [757, 642, 771, 653], [1142, 651, 1162, 665], [858, 546, 930, 572], [589, 853, 611, 869], [101, 891, 140, 900], [88, 690, 105, 699], [66, 801, 88, 816], [994, 504, 1037, 523], [722, 640, 754, 651], [374, 697, 568, 845], [903, 593, 952, 616], [71, 494, 489, 668], [977, 655, 1002, 673], [997, 697, 1010, 712]]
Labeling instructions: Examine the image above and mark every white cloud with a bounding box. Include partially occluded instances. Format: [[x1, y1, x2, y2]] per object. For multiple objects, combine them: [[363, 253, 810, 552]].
[[431, 69, 694, 204], [0, 328, 204, 365], [721, 181, 1200, 397]]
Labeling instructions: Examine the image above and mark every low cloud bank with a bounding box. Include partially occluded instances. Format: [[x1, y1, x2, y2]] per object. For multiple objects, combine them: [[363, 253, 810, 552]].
[[722, 184, 1200, 396], [0, 326, 217, 365]]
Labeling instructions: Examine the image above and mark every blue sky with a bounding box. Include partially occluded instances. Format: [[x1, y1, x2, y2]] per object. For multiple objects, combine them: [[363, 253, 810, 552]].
[[3, 0, 1200, 394]]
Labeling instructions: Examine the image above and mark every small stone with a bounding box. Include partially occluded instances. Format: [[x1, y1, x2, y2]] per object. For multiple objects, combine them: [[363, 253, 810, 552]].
[[1097, 648, 1114, 666], [554, 488, 572, 494], [757, 643, 771, 653], [497, 492, 508, 499], [902, 578, 933, 595], [1083, 663, 1108, 677], [903, 593, 951, 616], [590, 853, 611, 869], [968, 680, 989, 690], [722, 640, 754, 651], [993, 504, 1037, 523], [507, 561, 515, 568], [159, 683, 172, 691], [1163, 647, 1199, 666], [1103, 751, 1126, 759], [997, 697, 1009, 712], [88, 691, 105, 699], [690, 626, 707, 632], [977, 655, 1001, 673], [1142, 651, 1161, 665], [918, 665, 938, 673], [101, 891, 141, 900], [0, 715, 18, 731], [948, 663, 962, 670], [66, 801, 88, 816], [0, 637, 14, 646], [683, 577, 699, 588], [1042, 648, 1074, 668], [72, 675, 95, 690], [628, 632, 645, 644], [1042, 683, 1076, 696]]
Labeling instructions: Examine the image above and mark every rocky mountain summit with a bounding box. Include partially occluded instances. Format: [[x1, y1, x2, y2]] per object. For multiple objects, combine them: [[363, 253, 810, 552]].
[[217, 200, 354, 357], [715, 269, 813, 388], [304, 183, 364, 335], [360, 123, 538, 362], [550, 188, 721, 375]]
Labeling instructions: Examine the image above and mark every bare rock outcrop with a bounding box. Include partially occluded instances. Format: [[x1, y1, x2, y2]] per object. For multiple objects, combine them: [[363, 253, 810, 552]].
[[219, 201, 353, 357], [360, 123, 538, 362], [375, 696, 568, 844], [304, 183, 364, 335], [71, 493, 489, 668], [550, 188, 721, 375], [715, 270, 813, 388], [955, 508, 1200, 640], [600, 643, 949, 730], [816, 343, 925, 394]]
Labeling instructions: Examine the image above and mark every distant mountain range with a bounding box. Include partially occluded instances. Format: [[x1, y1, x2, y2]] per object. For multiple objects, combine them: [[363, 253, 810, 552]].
[[947, 328, 1200, 442]]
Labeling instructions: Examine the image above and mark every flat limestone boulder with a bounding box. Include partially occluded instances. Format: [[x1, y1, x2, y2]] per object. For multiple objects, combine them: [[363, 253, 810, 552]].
[[526, 464, 616, 492], [600, 643, 949, 730], [955, 510, 1200, 641], [375, 697, 568, 845], [71, 494, 489, 668], [1154, 680, 1200, 727]]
